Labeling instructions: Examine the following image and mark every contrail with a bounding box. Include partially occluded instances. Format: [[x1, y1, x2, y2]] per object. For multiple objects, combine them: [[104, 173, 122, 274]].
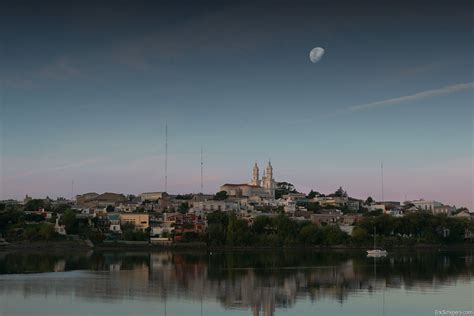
[[349, 82, 474, 112]]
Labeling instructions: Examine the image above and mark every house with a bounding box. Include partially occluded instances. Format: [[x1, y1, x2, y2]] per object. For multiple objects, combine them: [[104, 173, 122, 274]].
[[191, 200, 240, 213], [434, 205, 456, 216], [140, 192, 168, 202], [108, 213, 121, 233], [456, 210, 473, 220], [54, 218, 66, 235], [310, 213, 341, 225], [120, 213, 150, 231], [385, 208, 404, 217], [166, 213, 206, 242], [409, 200, 443, 212], [366, 204, 386, 212], [76, 192, 99, 206], [77, 192, 126, 208]]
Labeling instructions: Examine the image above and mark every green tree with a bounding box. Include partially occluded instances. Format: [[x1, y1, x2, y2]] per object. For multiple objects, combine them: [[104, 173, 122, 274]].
[[275, 182, 298, 199], [178, 202, 189, 213], [331, 186, 348, 198], [62, 209, 77, 234], [214, 191, 228, 201], [226, 213, 238, 246], [38, 223, 55, 240], [23, 199, 45, 212], [306, 190, 320, 199]]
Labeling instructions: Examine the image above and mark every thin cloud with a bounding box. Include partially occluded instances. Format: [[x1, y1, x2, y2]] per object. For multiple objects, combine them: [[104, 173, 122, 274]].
[[6, 157, 104, 180], [349, 82, 474, 113], [1, 56, 82, 89]]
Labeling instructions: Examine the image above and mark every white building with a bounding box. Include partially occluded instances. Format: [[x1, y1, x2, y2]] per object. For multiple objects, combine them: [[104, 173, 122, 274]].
[[191, 200, 240, 213], [140, 192, 167, 201], [409, 200, 443, 212], [220, 161, 277, 199]]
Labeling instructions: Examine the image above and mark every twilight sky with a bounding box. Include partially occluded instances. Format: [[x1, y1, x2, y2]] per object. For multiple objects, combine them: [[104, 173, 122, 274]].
[[0, 0, 473, 208]]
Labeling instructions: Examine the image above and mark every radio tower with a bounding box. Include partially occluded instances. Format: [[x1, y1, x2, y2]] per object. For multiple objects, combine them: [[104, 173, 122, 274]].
[[200, 146, 204, 194], [165, 125, 168, 193], [381, 162, 384, 203]]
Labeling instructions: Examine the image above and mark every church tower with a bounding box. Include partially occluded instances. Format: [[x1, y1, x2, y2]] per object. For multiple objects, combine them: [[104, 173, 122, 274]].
[[262, 160, 276, 198], [266, 160, 273, 183], [251, 161, 260, 186]]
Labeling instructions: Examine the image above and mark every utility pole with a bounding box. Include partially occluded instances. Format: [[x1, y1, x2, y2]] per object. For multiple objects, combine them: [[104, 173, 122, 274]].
[[381, 162, 384, 203], [165, 125, 168, 193], [200, 146, 204, 194]]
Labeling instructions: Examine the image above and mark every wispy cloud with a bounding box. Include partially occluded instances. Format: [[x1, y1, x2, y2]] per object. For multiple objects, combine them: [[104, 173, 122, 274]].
[[291, 82, 474, 125], [1, 56, 82, 89], [349, 82, 474, 113], [5, 157, 104, 180]]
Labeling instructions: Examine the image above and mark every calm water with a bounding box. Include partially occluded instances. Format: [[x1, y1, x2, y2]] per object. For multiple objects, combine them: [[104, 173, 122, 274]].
[[0, 250, 472, 316]]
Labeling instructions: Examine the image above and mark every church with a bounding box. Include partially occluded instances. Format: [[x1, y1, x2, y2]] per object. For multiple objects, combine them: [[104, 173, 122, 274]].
[[220, 161, 277, 199]]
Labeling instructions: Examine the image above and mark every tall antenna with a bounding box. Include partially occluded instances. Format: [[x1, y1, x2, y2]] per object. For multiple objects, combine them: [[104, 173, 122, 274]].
[[165, 125, 168, 193], [71, 180, 74, 201], [200, 146, 204, 194], [381, 162, 384, 203]]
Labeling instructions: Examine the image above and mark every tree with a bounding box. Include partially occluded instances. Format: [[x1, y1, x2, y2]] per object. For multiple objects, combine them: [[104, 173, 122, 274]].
[[106, 205, 115, 212], [23, 199, 45, 212], [275, 182, 298, 199], [62, 209, 77, 234], [331, 186, 348, 198], [38, 223, 55, 240], [306, 190, 320, 199], [178, 202, 189, 213], [226, 213, 238, 246], [365, 196, 374, 205], [214, 191, 228, 201], [53, 203, 71, 214]]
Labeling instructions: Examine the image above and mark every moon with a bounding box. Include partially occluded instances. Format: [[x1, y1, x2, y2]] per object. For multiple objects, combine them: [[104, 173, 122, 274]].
[[309, 47, 325, 63]]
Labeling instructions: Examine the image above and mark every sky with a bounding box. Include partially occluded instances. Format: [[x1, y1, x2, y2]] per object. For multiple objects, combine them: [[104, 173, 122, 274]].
[[0, 0, 473, 208]]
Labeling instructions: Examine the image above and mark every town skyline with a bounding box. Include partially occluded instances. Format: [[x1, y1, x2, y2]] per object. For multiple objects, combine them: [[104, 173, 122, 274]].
[[1, 0, 473, 209]]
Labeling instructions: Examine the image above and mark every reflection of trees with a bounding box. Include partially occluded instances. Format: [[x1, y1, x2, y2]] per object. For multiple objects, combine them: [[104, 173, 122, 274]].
[[0, 250, 473, 316]]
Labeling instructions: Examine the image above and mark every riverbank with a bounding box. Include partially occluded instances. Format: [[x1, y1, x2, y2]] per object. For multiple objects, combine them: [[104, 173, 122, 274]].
[[2, 240, 473, 252], [0, 240, 93, 252]]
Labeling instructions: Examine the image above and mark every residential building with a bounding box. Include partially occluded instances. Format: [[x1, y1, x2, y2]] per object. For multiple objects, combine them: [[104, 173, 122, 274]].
[[108, 213, 121, 233], [120, 213, 150, 231], [409, 200, 443, 212], [76, 192, 126, 208], [140, 192, 168, 202]]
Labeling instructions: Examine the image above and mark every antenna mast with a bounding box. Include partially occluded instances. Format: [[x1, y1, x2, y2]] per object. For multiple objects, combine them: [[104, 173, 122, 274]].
[[381, 162, 384, 203], [165, 125, 168, 193], [200, 146, 204, 194]]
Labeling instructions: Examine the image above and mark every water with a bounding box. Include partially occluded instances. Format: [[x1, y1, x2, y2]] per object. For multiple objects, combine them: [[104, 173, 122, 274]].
[[0, 250, 472, 316]]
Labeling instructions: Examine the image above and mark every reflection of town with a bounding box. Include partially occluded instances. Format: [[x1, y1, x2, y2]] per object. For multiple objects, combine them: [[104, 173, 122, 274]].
[[0, 251, 473, 316]]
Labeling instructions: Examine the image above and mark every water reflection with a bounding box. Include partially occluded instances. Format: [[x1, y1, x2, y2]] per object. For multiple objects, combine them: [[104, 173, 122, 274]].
[[0, 250, 473, 316]]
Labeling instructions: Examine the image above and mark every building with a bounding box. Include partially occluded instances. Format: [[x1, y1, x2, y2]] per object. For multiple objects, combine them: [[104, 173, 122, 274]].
[[76, 192, 126, 208], [140, 192, 168, 202], [433, 205, 456, 216], [120, 213, 150, 231], [190, 200, 240, 213], [107, 213, 121, 233], [220, 161, 277, 199], [456, 210, 473, 220], [166, 213, 206, 242], [76, 192, 99, 206], [409, 200, 443, 212]]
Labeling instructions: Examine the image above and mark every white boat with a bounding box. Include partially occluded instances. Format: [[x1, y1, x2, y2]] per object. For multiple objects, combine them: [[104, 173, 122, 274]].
[[367, 249, 388, 257], [367, 227, 387, 257]]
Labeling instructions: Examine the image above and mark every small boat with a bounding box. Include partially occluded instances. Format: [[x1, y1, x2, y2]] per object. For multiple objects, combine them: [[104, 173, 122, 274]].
[[367, 249, 388, 257], [367, 227, 387, 257]]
